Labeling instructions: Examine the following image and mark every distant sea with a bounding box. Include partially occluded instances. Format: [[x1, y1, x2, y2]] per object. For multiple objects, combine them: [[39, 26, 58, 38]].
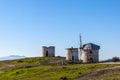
[[0, 55, 26, 61]]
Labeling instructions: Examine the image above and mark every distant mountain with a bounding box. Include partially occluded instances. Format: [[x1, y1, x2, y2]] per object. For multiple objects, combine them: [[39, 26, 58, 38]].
[[0, 55, 26, 61]]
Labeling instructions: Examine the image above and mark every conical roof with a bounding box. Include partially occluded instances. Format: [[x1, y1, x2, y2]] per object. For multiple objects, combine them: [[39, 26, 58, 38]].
[[83, 43, 100, 50]]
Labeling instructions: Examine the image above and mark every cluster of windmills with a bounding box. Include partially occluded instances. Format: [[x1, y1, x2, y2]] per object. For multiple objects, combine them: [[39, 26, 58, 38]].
[[41, 35, 100, 63]]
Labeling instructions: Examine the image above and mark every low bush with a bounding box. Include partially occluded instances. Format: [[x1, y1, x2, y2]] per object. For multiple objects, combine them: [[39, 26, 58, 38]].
[[60, 76, 67, 80], [112, 57, 119, 62]]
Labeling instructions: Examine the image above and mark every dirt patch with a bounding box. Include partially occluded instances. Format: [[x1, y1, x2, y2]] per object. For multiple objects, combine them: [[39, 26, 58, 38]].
[[0, 65, 15, 70], [100, 62, 120, 64], [74, 66, 120, 80]]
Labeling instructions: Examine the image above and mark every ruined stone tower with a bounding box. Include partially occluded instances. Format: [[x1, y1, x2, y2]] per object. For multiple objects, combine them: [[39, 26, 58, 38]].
[[66, 47, 79, 61], [42, 46, 55, 57], [82, 43, 100, 63]]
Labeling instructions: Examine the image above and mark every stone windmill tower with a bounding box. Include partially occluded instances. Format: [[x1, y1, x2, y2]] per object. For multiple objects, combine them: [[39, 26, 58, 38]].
[[42, 46, 55, 57], [82, 43, 100, 63], [66, 47, 79, 61], [79, 35, 100, 63]]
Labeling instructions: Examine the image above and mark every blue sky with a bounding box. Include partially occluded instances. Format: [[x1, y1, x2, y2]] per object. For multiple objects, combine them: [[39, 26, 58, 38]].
[[0, 0, 120, 60]]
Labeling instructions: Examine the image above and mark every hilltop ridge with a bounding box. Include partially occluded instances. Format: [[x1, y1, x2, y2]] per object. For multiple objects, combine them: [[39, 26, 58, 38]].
[[0, 57, 120, 80]]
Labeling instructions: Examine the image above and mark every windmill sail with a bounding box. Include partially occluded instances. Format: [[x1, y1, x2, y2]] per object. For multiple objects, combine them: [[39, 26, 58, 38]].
[[79, 34, 83, 60]]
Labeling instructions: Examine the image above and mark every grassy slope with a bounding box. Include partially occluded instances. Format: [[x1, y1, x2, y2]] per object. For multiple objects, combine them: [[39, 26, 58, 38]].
[[0, 57, 120, 80]]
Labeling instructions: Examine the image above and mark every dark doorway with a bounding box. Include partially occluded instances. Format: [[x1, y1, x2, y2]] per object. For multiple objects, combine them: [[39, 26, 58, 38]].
[[90, 50, 92, 54], [46, 51, 48, 57], [90, 58, 94, 63], [72, 56, 74, 60]]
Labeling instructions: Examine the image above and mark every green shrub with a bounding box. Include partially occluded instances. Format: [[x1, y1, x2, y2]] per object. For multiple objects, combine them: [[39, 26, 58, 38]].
[[112, 57, 119, 62], [60, 76, 67, 80]]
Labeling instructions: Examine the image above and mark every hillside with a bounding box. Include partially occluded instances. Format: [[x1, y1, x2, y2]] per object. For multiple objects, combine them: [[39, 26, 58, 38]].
[[0, 57, 120, 80]]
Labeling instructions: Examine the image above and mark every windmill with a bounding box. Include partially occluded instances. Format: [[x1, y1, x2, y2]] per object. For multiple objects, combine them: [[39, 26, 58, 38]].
[[79, 34, 83, 60]]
